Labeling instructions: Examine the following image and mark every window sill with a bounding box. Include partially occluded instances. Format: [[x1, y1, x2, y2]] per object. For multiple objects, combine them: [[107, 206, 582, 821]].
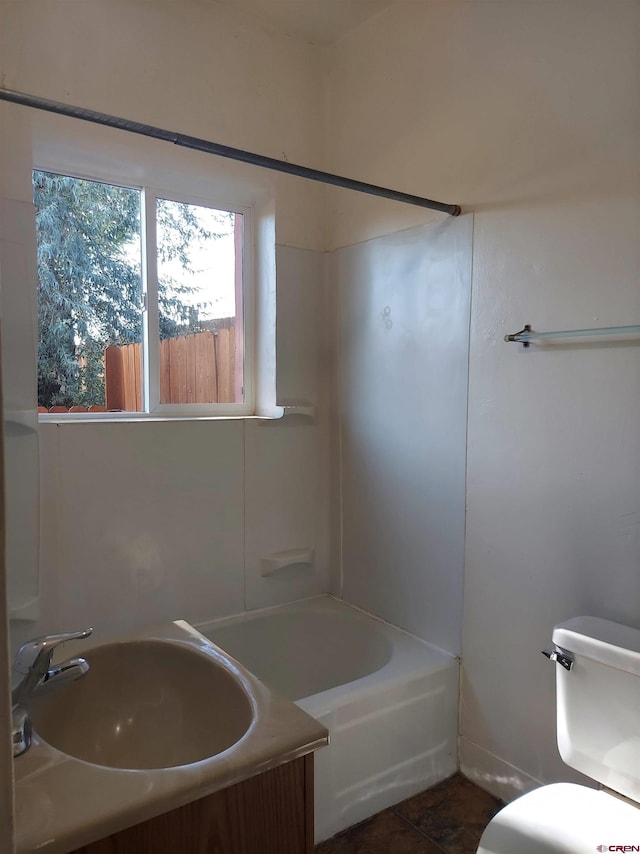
[[38, 413, 279, 425]]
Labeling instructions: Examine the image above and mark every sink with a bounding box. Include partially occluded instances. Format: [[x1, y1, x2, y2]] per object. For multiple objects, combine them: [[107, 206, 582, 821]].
[[28, 639, 254, 769], [13, 620, 329, 854]]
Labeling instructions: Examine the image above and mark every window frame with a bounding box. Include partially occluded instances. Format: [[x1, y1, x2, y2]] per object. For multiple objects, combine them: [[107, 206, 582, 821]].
[[35, 168, 255, 422]]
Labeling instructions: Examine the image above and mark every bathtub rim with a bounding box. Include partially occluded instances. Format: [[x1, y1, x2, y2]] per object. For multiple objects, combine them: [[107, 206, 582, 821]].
[[196, 594, 459, 716]]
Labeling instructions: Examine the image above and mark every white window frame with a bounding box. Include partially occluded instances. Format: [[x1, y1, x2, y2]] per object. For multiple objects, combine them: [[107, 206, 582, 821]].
[[36, 169, 255, 421]]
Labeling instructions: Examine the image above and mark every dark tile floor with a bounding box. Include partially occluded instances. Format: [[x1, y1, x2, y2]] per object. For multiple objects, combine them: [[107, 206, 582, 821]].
[[316, 773, 503, 854]]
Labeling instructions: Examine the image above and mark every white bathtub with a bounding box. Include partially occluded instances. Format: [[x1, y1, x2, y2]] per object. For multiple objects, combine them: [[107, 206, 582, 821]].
[[198, 595, 458, 841]]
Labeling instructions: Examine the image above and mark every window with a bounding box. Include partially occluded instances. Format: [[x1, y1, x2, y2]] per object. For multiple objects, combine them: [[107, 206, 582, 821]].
[[34, 170, 250, 418]]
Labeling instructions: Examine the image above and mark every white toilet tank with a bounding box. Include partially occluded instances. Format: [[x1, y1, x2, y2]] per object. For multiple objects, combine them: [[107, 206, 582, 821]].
[[553, 616, 640, 803]]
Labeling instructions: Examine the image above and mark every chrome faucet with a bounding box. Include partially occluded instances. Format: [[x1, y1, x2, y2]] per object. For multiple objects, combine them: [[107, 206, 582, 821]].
[[11, 628, 93, 757]]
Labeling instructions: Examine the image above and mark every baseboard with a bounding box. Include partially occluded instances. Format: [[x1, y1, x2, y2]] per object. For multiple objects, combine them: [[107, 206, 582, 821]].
[[459, 737, 542, 804]]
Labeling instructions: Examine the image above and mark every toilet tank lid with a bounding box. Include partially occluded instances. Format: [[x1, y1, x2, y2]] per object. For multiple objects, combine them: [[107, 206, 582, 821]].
[[553, 617, 640, 676]]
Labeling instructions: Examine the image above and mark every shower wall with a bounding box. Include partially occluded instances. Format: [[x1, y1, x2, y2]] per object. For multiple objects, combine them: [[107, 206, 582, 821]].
[[325, 0, 640, 801], [1, 0, 333, 655], [332, 217, 472, 655]]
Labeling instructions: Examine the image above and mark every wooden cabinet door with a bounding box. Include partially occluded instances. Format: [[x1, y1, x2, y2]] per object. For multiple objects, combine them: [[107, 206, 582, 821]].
[[72, 754, 314, 854]]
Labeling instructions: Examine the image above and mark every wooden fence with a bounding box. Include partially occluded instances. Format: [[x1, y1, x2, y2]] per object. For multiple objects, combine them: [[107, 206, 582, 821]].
[[105, 339, 143, 411], [106, 327, 237, 409], [38, 326, 238, 413]]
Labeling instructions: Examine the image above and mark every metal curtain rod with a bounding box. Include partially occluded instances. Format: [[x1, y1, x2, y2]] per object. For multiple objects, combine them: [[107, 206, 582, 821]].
[[505, 323, 640, 347], [0, 87, 462, 217]]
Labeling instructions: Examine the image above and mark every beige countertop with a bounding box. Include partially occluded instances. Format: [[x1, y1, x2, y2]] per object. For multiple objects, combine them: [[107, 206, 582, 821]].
[[13, 619, 328, 853]]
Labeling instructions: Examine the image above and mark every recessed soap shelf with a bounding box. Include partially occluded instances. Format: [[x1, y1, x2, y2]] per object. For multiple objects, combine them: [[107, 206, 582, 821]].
[[281, 405, 316, 419], [9, 597, 39, 622], [260, 548, 315, 577], [259, 403, 316, 425]]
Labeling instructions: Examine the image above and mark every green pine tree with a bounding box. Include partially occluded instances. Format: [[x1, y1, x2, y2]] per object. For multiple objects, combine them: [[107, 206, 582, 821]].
[[33, 170, 231, 408]]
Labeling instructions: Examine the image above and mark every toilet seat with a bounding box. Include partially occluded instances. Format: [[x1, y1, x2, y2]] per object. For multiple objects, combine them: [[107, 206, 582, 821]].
[[477, 783, 640, 854]]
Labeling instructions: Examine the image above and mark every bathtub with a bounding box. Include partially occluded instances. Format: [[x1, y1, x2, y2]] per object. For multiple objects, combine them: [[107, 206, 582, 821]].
[[198, 595, 458, 841]]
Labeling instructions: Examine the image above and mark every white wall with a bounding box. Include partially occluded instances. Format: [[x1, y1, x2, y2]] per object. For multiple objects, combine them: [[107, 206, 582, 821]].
[[1, 0, 333, 653], [0, 411, 14, 852], [1, 0, 326, 251], [333, 218, 472, 654], [0, 100, 41, 854], [0, 122, 18, 854], [326, 0, 640, 801]]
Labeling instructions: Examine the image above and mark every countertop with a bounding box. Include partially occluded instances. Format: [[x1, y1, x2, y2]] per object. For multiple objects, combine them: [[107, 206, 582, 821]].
[[13, 619, 328, 853]]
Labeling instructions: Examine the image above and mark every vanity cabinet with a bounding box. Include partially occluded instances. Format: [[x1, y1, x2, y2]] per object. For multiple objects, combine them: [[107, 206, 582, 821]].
[[71, 755, 314, 854]]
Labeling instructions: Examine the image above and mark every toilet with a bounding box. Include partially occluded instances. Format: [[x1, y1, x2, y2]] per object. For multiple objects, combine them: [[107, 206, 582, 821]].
[[477, 616, 640, 853]]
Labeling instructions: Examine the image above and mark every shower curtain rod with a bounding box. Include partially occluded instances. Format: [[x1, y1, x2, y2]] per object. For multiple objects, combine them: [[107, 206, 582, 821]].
[[0, 88, 462, 216]]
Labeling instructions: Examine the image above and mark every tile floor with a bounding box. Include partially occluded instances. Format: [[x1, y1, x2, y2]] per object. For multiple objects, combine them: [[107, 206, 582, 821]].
[[316, 773, 503, 854]]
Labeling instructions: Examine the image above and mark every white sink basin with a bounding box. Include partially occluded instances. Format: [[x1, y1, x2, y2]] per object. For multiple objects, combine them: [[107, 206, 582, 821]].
[[28, 639, 254, 769]]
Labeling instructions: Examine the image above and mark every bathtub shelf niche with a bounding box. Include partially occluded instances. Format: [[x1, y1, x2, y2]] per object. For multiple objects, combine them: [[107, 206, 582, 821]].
[[260, 547, 315, 577]]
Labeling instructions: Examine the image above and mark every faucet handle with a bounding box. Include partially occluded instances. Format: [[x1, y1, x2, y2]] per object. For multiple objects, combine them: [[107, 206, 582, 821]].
[[13, 628, 93, 676]]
